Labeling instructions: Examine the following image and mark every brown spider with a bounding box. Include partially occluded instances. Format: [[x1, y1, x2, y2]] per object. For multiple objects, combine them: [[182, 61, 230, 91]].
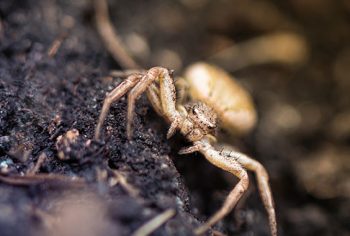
[[94, 65, 277, 235]]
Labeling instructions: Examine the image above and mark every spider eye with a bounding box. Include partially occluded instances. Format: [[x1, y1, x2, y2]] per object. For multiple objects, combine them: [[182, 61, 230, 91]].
[[207, 122, 216, 130]]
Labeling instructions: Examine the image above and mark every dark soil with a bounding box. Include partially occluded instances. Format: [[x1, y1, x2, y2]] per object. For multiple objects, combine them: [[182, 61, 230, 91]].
[[1, 1, 350, 236]]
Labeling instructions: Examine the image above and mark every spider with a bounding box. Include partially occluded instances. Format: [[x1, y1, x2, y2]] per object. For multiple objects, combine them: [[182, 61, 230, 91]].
[[94, 63, 277, 236]]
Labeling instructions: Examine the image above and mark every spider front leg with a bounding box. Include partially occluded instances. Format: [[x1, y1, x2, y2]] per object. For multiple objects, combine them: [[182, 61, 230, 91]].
[[158, 70, 184, 138], [146, 83, 163, 117], [126, 67, 182, 139], [144, 69, 184, 139], [95, 74, 142, 140], [220, 146, 277, 236], [174, 77, 190, 105], [184, 140, 250, 235]]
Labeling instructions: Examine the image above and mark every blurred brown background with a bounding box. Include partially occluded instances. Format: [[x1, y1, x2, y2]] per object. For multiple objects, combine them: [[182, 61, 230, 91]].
[[1, 0, 350, 235]]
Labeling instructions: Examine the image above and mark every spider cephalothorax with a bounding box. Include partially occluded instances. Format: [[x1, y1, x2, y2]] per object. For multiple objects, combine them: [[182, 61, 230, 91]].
[[181, 102, 218, 141]]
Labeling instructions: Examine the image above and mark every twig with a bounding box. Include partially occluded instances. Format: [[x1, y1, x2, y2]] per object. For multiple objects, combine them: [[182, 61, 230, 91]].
[[94, 0, 140, 69], [27, 152, 47, 175], [0, 173, 85, 187], [131, 209, 176, 236], [47, 32, 67, 57], [110, 170, 139, 198]]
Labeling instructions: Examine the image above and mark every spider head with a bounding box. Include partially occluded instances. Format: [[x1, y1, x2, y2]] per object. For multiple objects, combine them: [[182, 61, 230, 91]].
[[186, 102, 218, 136]]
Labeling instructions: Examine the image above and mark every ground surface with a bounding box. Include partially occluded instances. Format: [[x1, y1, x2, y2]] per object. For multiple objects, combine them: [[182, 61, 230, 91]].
[[1, 0, 350, 236]]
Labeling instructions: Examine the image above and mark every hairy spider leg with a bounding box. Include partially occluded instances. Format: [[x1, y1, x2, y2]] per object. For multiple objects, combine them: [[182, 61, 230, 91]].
[[95, 74, 142, 140], [190, 140, 250, 235], [126, 67, 181, 139], [146, 83, 163, 117], [174, 77, 190, 105], [220, 147, 277, 236], [145, 69, 184, 139]]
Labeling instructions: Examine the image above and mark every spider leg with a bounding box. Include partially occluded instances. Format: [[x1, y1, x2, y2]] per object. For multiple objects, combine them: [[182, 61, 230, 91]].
[[127, 67, 169, 139], [95, 74, 142, 140], [143, 67, 184, 139], [158, 69, 183, 139], [110, 69, 146, 78], [178, 135, 218, 155], [178, 144, 201, 155], [146, 83, 163, 117], [221, 147, 277, 236], [194, 140, 249, 235], [146, 80, 184, 139], [174, 77, 189, 105]]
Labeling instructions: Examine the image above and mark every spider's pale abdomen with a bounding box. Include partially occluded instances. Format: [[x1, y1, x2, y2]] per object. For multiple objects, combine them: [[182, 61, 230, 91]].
[[184, 63, 257, 136]]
